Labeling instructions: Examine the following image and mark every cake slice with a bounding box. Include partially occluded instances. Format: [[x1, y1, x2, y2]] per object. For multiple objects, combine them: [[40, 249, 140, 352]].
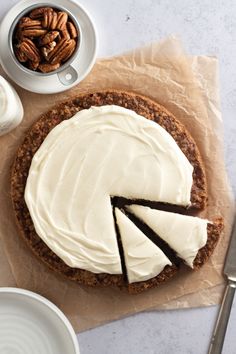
[[114, 208, 173, 283], [126, 205, 223, 269]]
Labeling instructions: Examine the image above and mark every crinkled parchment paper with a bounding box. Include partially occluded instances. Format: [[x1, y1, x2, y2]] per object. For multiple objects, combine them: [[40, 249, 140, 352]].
[[0, 36, 234, 332]]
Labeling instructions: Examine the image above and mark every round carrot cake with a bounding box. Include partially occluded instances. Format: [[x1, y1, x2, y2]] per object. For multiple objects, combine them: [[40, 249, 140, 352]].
[[11, 90, 223, 293]]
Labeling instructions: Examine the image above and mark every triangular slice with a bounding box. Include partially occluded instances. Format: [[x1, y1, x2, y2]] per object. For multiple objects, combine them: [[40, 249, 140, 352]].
[[126, 205, 209, 268], [114, 208, 172, 283]]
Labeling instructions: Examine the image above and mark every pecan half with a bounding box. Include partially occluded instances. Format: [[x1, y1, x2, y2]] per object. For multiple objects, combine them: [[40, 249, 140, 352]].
[[29, 7, 53, 19], [38, 62, 60, 73], [67, 22, 77, 38], [39, 31, 59, 46], [15, 28, 25, 41], [62, 39, 76, 62], [28, 60, 40, 70], [18, 16, 30, 24], [19, 39, 41, 62], [56, 12, 68, 30], [17, 17, 46, 37], [50, 39, 76, 64], [21, 28, 47, 37], [19, 18, 42, 29], [50, 11, 58, 30], [42, 8, 53, 28], [47, 39, 67, 60], [61, 27, 70, 40], [14, 46, 28, 62]]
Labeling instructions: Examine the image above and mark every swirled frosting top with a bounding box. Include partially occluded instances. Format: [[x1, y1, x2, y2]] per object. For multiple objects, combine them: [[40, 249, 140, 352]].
[[25, 105, 193, 275]]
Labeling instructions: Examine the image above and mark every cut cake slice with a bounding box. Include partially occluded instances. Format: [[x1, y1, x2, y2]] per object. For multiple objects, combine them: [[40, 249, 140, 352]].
[[126, 205, 221, 269], [114, 208, 173, 283]]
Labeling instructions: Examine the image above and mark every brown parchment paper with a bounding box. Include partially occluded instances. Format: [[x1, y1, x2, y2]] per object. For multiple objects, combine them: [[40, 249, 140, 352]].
[[0, 36, 235, 332]]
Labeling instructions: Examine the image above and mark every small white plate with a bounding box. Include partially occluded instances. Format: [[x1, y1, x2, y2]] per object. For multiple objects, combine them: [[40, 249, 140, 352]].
[[0, 0, 97, 94], [0, 288, 80, 354]]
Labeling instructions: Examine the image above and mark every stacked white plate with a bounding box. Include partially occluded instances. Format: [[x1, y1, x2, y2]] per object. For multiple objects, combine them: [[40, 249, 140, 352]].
[[0, 288, 80, 354]]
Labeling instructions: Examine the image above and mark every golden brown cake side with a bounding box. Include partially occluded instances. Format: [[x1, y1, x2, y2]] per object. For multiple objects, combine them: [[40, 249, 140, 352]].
[[127, 264, 179, 294], [193, 218, 224, 269]]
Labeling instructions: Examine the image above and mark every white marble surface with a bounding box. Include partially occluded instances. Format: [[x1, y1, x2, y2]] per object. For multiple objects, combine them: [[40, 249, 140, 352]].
[[1, 1, 236, 353]]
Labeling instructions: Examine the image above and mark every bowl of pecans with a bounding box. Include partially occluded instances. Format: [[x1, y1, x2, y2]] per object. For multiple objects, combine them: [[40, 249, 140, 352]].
[[11, 5, 81, 74], [0, 0, 97, 93]]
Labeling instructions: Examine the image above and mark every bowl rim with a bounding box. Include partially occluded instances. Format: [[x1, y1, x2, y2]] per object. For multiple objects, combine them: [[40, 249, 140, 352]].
[[9, 2, 82, 76]]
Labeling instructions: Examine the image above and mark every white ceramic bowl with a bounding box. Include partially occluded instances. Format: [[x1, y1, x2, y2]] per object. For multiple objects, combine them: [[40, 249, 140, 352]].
[[0, 287, 80, 354], [0, 0, 98, 93], [9, 3, 83, 78]]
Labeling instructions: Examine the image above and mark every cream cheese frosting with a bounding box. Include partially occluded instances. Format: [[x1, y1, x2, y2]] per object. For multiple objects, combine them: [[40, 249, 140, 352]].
[[25, 105, 193, 275], [0, 76, 23, 136], [115, 208, 172, 283], [127, 205, 209, 267]]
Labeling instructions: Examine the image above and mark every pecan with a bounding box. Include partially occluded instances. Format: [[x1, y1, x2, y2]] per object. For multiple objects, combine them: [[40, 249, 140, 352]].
[[18, 17, 30, 26], [50, 39, 76, 64], [67, 22, 77, 38], [47, 39, 67, 60], [50, 11, 58, 30], [39, 31, 59, 46], [21, 28, 47, 37], [18, 18, 42, 29], [29, 7, 53, 19], [17, 17, 46, 37], [19, 39, 41, 62], [56, 12, 68, 30], [42, 8, 53, 28], [61, 27, 70, 40], [38, 62, 60, 73], [15, 28, 25, 41], [28, 60, 39, 70], [62, 40, 76, 62], [14, 46, 28, 62]]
